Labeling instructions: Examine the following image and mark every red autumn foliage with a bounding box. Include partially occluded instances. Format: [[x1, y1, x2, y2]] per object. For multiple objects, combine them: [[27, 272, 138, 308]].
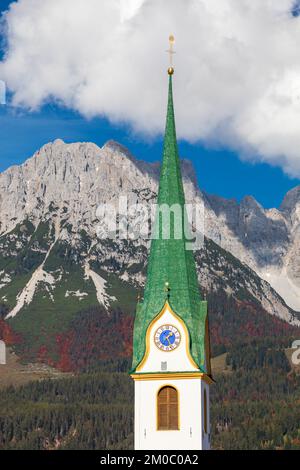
[[55, 330, 76, 372], [0, 320, 22, 345]]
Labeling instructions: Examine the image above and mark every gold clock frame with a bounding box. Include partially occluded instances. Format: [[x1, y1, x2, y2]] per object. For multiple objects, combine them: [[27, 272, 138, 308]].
[[153, 324, 181, 352]]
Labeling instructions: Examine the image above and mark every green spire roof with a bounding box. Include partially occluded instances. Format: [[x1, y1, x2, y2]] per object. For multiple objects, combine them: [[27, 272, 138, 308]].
[[131, 74, 209, 373]]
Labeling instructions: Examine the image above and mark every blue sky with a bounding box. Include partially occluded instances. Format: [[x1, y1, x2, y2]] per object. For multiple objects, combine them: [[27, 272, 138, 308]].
[[1, 0, 300, 209]]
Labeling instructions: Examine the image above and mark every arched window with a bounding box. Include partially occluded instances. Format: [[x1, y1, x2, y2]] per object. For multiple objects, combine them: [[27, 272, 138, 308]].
[[203, 389, 208, 434], [157, 386, 179, 430]]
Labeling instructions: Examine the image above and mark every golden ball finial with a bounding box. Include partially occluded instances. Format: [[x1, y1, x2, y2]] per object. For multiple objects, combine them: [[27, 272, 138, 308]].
[[169, 34, 175, 44], [168, 67, 174, 75]]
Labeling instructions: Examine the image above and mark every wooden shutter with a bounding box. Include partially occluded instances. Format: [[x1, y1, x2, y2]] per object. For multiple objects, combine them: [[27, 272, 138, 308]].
[[157, 386, 179, 430]]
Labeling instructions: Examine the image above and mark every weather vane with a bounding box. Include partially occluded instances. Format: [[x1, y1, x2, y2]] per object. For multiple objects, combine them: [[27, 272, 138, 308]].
[[167, 34, 175, 75]]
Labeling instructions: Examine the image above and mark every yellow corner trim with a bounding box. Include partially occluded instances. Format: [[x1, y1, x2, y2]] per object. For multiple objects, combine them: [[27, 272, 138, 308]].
[[131, 372, 214, 385], [135, 301, 199, 372]]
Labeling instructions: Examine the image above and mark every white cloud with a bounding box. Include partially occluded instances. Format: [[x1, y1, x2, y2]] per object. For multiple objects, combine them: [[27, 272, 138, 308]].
[[1, 0, 300, 176]]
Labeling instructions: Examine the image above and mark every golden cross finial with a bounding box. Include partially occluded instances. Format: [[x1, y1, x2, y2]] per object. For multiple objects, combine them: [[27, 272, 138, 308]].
[[167, 35, 175, 75]]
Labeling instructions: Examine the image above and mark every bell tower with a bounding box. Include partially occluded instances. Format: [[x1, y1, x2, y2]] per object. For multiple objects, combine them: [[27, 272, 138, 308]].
[[130, 37, 212, 451]]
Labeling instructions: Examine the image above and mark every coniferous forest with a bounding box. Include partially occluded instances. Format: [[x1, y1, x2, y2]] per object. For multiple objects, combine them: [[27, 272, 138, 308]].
[[0, 290, 300, 450], [0, 356, 300, 450]]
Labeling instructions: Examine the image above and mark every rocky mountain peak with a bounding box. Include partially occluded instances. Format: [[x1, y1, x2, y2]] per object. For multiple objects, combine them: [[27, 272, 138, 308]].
[[0, 139, 300, 316], [102, 140, 135, 160], [280, 185, 300, 213], [240, 195, 264, 214], [52, 138, 65, 146]]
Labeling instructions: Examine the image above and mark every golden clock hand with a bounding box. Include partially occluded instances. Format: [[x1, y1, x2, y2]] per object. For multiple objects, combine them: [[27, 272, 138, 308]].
[[165, 332, 174, 345]]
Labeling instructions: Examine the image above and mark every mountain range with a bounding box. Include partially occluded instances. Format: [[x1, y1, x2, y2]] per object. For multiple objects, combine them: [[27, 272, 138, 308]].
[[0, 139, 299, 367]]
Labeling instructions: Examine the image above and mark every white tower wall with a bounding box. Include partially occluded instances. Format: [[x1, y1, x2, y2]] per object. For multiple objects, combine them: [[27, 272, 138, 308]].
[[134, 377, 210, 450]]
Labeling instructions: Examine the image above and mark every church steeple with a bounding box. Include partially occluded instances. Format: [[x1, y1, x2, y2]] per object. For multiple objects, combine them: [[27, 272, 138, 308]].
[[131, 64, 210, 375], [131, 38, 212, 451]]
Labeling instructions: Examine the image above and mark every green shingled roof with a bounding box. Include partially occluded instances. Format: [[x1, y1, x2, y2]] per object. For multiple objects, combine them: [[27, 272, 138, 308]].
[[131, 74, 208, 373]]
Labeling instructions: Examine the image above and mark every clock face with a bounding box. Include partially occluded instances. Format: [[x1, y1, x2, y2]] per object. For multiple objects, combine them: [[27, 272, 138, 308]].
[[154, 325, 181, 351]]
